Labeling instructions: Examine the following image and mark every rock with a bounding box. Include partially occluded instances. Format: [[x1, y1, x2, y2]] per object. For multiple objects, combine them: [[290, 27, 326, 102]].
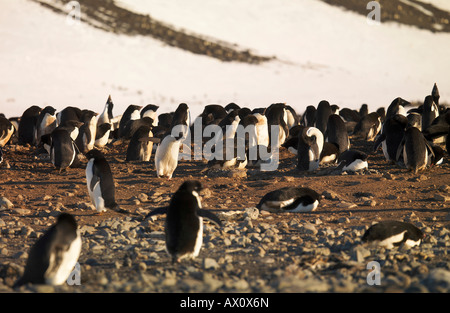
[[299, 223, 318, 235], [243, 207, 259, 220], [203, 258, 219, 270], [423, 269, 450, 291], [434, 194, 449, 202], [137, 193, 148, 202], [0, 197, 13, 209], [351, 245, 371, 262], [337, 202, 357, 209], [12, 209, 31, 215], [322, 190, 340, 201]]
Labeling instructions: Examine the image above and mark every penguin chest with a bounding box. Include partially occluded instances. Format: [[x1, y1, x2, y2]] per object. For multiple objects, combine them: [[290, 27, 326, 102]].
[[378, 231, 407, 249], [45, 232, 82, 285], [86, 160, 106, 212], [155, 138, 180, 177]]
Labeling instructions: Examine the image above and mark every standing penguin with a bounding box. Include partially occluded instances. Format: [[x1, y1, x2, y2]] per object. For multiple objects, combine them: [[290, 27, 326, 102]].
[[256, 187, 321, 213], [97, 95, 114, 126], [315, 100, 332, 135], [154, 103, 190, 179], [422, 95, 440, 133], [0, 115, 14, 147], [297, 127, 324, 171], [95, 123, 112, 148], [18, 105, 41, 145], [50, 128, 79, 172], [252, 110, 269, 147], [126, 124, 154, 162], [301, 105, 316, 127], [118, 105, 142, 138], [145, 180, 222, 263], [265, 103, 289, 147], [396, 126, 434, 174], [35, 106, 58, 145], [373, 114, 409, 163], [432, 83, 440, 106], [386, 97, 409, 120], [352, 112, 382, 141], [75, 110, 98, 153], [85, 149, 130, 214], [13, 213, 81, 287], [325, 114, 350, 154], [362, 220, 424, 249], [140, 104, 159, 127]]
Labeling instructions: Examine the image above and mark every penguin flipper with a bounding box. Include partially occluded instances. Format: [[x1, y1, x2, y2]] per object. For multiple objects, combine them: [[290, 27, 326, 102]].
[[395, 136, 406, 162], [144, 206, 168, 219], [373, 133, 386, 152], [197, 209, 222, 228]]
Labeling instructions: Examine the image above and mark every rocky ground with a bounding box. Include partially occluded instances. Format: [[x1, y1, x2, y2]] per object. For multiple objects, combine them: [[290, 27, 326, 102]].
[[0, 134, 449, 294]]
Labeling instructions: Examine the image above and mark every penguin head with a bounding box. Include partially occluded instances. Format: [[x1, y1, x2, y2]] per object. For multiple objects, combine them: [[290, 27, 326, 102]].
[[85, 148, 105, 160], [55, 213, 78, 238], [178, 180, 203, 194]]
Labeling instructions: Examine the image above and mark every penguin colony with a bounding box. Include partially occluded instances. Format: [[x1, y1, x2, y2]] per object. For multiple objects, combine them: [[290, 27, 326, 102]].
[[1, 83, 448, 288]]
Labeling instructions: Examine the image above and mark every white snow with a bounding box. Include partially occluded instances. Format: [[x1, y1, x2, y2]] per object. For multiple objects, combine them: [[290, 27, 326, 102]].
[[0, 0, 449, 121]]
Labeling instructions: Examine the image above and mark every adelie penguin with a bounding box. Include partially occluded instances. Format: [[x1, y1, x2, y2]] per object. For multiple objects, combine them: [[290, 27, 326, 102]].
[[256, 187, 321, 213], [50, 128, 80, 173], [18, 105, 41, 145], [301, 105, 316, 127], [336, 149, 368, 172], [373, 114, 409, 163], [75, 110, 98, 154], [13, 213, 81, 288], [297, 126, 324, 171], [352, 112, 381, 141], [35, 106, 58, 145], [361, 220, 424, 249], [421, 95, 439, 132], [0, 115, 14, 147], [265, 103, 289, 147], [325, 114, 350, 154], [315, 100, 332, 135], [126, 123, 154, 162], [97, 95, 114, 126], [396, 126, 434, 174], [144, 180, 222, 264], [85, 149, 131, 215], [118, 105, 142, 138], [154, 103, 190, 179]]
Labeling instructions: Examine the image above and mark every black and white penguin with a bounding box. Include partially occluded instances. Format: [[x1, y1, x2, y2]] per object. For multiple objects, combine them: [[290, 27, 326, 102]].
[[145, 180, 222, 263], [352, 112, 381, 141], [359, 104, 369, 117], [325, 114, 350, 154], [97, 95, 114, 126], [373, 114, 409, 163], [154, 103, 190, 179], [252, 110, 269, 147], [297, 126, 324, 171], [407, 111, 422, 131], [225, 102, 240, 113], [315, 100, 332, 135], [285, 105, 300, 129], [256, 187, 321, 213], [301, 105, 316, 127], [35, 106, 58, 145], [18, 105, 41, 145], [337, 149, 368, 172], [428, 145, 444, 166], [361, 220, 424, 249], [50, 128, 79, 172], [330, 104, 340, 115], [339, 108, 361, 123], [140, 104, 159, 127], [218, 109, 241, 141], [13, 213, 81, 287], [422, 95, 439, 132], [75, 110, 98, 153], [126, 124, 154, 162], [265, 103, 289, 147], [207, 137, 248, 170], [118, 105, 142, 138], [385, 97, 409, 120], [85, 149, 130, 214], [95, 123, 112, 148], [57, 120, 84, 142], [396, 126, 434, 174], [57, 106, 83, 126], [319, 142, 340, 164], [0, 115, 14, 147], [281, 125, 306, 155], [422, 110, 450, 143], [432, 83, 440, 106]]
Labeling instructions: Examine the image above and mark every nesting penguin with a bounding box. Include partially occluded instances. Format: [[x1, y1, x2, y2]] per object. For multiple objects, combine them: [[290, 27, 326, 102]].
[[337, 149, 368, 172], [256, 187, 321, 213], [361, 220, 424, 249], [13, 213, 81, 287], [155, 103, 190, 179], [85, 149, 130, 214], [297, 126, 324, 171], [144, 180, 222, 263], [396, 126, 434, 174], [352, 112, 381, 141]]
